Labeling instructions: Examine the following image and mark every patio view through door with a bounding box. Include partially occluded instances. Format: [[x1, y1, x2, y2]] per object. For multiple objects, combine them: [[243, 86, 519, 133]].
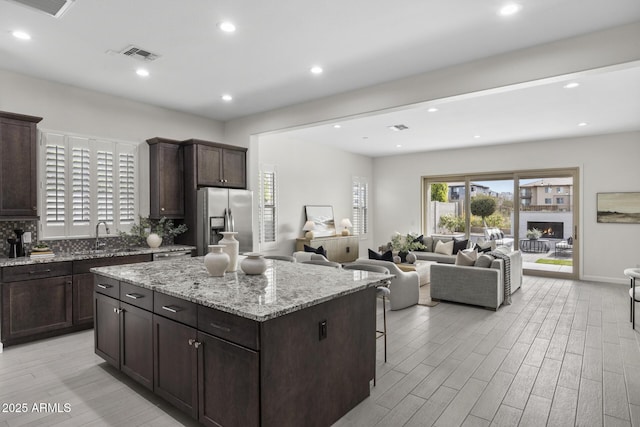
[[424, 168, 578, 279]]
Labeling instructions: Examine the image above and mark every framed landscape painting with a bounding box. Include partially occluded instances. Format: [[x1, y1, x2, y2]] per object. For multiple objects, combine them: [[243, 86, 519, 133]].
[[305, 205, 336, 236], [597, 192, 640, 223]]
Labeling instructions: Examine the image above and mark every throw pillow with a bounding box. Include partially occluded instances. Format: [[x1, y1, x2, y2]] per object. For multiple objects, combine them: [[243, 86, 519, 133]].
[[423, 236, 434, 252], [474, 242, 493, 253], [434, 239, 454, 255], [368, 248, 393, 262], [453, 238, 469, 254], [474, 254, 494, 268], [304, 244, 327, 257], [455, 250, 478, 266]]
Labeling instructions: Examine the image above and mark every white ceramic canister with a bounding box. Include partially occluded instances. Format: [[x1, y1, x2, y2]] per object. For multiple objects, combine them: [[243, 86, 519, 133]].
[[204, 245, 230, 277], [219, 231, 239, 272], [146, 232, 162, 248], [241, 253, 267, 275]]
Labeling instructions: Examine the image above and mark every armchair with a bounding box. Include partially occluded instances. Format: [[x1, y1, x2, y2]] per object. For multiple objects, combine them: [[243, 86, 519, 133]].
[[351, 259, 419, 310]]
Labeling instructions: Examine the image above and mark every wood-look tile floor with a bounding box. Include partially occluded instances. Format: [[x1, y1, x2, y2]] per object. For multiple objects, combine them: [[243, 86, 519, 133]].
[[0, 276, 637, 426]]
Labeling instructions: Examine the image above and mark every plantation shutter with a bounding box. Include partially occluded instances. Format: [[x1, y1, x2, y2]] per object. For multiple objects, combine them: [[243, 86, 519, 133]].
[[118, 148, 136, 224], [96, 149, 114, 222], [352, 177, 368, 236], [44, 133, 66, 226], [71, 146, 91, 225], [259, 165, 277, 249]]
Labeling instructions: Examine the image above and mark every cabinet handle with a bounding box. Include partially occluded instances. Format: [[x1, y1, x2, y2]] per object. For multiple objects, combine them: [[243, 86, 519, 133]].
[[162, 305, 182, 313], [161, 208, 165, 211], [97, 284, 112, 289], [188, 338, 196, 346], [29, 269, 51, 274], [194, 341, 201, 349], [125, 293, 144, 300], [32, 206, 37, 210], [113, 308, 123, 314], [209, 322, 231, 332]]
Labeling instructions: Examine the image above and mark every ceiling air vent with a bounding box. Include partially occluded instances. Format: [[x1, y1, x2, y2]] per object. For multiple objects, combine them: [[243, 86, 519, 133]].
[[388, 124, 409, 131], [7, 0, 75, 18], [119, 45, 161, 62]]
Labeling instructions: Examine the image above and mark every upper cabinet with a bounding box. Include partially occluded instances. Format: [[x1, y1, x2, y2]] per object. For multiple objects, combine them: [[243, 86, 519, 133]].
[[183, 139, 247, 189], [147, 138, 184, 219], [0, 111, 42, 218]]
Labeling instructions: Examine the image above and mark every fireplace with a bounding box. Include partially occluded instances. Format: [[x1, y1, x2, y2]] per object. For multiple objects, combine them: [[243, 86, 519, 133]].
[[527, 221, 563, 239]]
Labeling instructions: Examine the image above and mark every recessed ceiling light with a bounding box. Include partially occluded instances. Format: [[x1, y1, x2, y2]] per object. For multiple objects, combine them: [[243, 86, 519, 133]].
[[578, 122, 588, 127], [564, 82, 580, 89], [12, 30, 31, 40], [218, 21, 236, 33], [221, 94, 233, 101], [136, 68, 150, 77], [474, 135, 481, 139], [310, 66, 323, 75], [333, 124, 341, 129], [396, 144, 402, 148], [498, 3, 522, 16], [427, 107, 439, 113]]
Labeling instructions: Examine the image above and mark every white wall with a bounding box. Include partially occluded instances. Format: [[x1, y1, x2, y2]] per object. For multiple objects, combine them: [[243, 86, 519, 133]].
[[373, 131, 640, 284], [0, 69, 224, 215], [257, 134, 374, 257]]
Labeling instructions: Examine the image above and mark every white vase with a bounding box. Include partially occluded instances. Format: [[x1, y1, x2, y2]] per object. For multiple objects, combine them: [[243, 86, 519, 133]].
[[146, 233, 162, 248], [241, 253, 267, 275], [204, 245, 230, 277], [219, 231, 239, 272]]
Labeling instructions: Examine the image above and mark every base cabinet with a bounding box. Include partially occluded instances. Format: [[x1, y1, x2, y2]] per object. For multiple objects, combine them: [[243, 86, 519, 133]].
[[94, 293, 120, 367], [73, 273, 95, 325], [198, 331, 259, 427]]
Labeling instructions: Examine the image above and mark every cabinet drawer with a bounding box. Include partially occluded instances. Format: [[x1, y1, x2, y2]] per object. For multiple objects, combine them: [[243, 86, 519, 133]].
[[154, 292, 197, 328], [198, 305, 259, 351], [120, 282, 153, 311], [2, 262, 72, 283], [74, 254, 152, 274], [94, 275, 119, 299]]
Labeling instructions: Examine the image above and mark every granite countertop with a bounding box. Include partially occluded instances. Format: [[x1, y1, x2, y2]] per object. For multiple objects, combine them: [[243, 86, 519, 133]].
[[92, 256, 393, 322], [0, 245, 195, 267]]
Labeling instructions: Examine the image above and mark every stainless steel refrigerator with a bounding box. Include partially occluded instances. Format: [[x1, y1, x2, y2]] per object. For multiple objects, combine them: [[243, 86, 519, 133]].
[[196, 188, 253, 256]]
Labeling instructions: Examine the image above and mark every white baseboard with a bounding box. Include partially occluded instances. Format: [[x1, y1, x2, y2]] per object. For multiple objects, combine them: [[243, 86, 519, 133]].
[[581, 275, 627, 285]]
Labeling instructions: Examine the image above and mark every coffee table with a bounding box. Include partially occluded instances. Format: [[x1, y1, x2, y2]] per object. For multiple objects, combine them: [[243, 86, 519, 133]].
[[398, 260, 435, 286]]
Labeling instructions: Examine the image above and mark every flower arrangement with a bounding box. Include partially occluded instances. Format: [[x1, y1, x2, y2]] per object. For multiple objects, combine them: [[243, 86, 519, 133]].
[[119, 216, 187, 247], [526, 228, 542, 240]]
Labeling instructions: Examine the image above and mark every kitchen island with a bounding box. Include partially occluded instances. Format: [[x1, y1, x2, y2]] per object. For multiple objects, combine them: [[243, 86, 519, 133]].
[[92, 256, 392, 427]]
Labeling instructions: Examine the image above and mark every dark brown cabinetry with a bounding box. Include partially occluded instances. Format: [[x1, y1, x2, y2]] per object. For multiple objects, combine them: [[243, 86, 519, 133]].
[[183, 140, 247, 189], [94, 281, 154, 390], [0, 111, 42, 217], [1, 274, 72, 341], [0, 254, 153, 348], [147, 138, 184, 219]]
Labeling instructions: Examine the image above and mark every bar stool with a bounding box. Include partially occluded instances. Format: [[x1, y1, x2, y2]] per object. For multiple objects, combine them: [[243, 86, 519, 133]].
[[342, 263, 391, 386], [625, 268, 640, 329]]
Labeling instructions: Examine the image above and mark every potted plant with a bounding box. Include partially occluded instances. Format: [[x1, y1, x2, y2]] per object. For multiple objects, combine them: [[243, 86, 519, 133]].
[[526, 228, 542, 240], [390, 232, 426, 262], [119, 216, 187, 248]]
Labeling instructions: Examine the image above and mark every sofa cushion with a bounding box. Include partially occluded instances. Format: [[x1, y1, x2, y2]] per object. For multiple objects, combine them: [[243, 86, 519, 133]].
[[434, 239, 454, 255], [368, 248, 393, 262], [453, 238, 469, 254], [455, 250, 478, 266], [475, 254, 494, 268]]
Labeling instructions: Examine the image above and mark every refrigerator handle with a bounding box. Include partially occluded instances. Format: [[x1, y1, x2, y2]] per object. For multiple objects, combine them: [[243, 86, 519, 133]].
[[229, 209, 235, 232]]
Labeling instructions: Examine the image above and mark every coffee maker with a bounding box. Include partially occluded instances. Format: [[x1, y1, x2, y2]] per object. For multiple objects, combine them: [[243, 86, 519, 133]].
[[9, 229, 25, 258]]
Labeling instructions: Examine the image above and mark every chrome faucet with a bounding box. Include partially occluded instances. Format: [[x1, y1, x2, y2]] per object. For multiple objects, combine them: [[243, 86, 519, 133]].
[[95, 221, 110, 251]]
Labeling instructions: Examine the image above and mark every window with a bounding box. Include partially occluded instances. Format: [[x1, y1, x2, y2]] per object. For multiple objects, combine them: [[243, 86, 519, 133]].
[[545, 198, 552, 204], [557, 187, 563, 193], [556, 197, 565, 204], [352, 176, 368, 236], [545, 186, 552, 193], [259, 164, 277, 249], [40, 131, 138, 238]]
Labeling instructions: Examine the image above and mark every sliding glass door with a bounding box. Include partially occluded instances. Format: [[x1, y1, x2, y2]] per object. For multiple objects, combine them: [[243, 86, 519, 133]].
[[424, 168, 578, 279]]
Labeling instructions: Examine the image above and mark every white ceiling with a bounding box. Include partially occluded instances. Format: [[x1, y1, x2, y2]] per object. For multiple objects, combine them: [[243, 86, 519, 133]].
[[1, 0, 640, 155]]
